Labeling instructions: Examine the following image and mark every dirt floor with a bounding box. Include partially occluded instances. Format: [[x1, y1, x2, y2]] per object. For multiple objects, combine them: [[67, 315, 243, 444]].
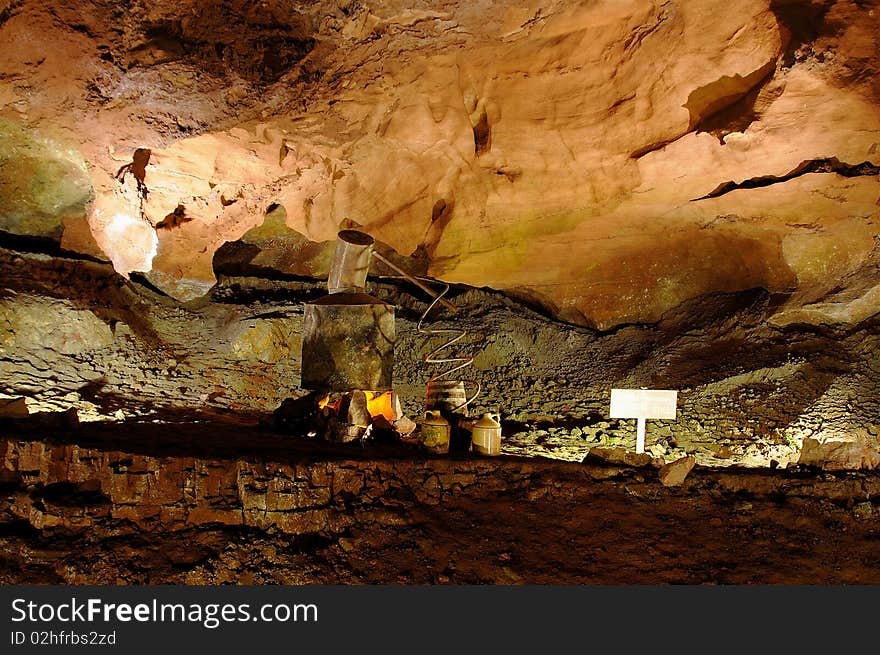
[[2, 419, 879, 585]]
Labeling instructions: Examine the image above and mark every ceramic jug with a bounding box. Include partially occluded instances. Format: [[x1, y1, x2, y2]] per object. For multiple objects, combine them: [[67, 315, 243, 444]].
[[471, 412, 502, 456], [421, 410, 451, 454]]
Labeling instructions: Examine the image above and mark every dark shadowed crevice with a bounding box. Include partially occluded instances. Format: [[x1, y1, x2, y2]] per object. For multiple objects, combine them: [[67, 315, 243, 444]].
[[0, 0, 23, 27], [631, 134, 687, 159], [693, 157, 880, 200], [472, 109, 491, 156], [692, 66, 784, 143], [125, 6, 317, 84], [415, 196, 455, 261], [769, 0, 837, 69], [632, 59, 781, 158], [32, 481, 111, 507], [128, 272, 176, 299], [156, 203, 191, 229], [0, 519, 40, 538], [0, 230, 106, 264], [431, 199, 449, 223], [684, 61, 777, 132]]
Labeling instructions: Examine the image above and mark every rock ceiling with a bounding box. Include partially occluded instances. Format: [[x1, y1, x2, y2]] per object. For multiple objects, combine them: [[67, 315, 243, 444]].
[[1, 0, 878, 329]]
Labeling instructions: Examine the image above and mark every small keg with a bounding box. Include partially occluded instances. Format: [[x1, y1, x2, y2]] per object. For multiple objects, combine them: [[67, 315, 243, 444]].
[[425, 380, 469, 413]]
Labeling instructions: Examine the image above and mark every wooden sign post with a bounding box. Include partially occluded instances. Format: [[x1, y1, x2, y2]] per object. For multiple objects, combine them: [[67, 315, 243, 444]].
[[610, 389, 678, 454]]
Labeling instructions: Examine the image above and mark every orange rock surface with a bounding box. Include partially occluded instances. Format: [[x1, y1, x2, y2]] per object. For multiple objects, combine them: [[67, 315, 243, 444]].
[[1, 0, 877, 328]]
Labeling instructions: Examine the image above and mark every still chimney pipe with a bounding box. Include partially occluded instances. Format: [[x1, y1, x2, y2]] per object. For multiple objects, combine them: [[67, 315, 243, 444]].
[[327, 229, 374, 294]]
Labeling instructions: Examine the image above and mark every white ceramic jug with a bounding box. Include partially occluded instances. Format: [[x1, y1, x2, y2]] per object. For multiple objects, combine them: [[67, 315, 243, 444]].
[[471, 412, 502, 456]]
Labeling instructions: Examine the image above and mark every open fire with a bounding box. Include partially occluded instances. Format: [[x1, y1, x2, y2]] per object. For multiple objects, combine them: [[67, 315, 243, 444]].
[[288, 230, 422, 445], [312, 390, 415, 443], [317, 391, 397, 425]]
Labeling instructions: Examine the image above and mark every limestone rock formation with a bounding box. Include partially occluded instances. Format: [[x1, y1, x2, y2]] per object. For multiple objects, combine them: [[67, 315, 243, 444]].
[[221, 315, 302, 364], [658, 455, 696, 486], [0, 1, 879, 471], [582, 446, 657, 468], [0, 294, 113, 355], [0, 0, 876, 328], [2, 242, 879, 467], [797, 437, 880, 470], [0, 118, 93, 240], [4, 429, 880, 584], [4, 0, 880, 591]]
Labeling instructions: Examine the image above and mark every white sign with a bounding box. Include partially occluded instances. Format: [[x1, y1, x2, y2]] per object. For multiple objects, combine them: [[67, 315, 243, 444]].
[[610, 389, 678, 420], [609, 389, 678, 453]]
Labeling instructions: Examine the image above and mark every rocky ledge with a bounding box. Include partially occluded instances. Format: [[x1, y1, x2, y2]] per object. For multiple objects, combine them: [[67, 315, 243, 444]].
[[2, 422, 880, 584]]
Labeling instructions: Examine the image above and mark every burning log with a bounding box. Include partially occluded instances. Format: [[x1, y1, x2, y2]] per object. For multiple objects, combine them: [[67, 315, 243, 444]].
[[343, 390, 370, 442]]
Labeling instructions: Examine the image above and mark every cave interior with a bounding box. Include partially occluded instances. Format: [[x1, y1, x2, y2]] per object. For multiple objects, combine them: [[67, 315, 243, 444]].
[[1, 0, 879, 584]]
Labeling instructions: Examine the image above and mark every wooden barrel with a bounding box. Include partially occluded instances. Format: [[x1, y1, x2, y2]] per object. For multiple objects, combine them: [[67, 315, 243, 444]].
[[425, 380, 469, 413]]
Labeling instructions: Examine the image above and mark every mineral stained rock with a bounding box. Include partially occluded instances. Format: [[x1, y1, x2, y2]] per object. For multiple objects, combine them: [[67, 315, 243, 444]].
[[797, 437, 880, 471], [4, 429, 880, 584], [1, 1, 879, 470], [0, 0, 877, 328], [583, 447, 657, 468], [0, 295, 114, 355], [3, 0, 880, 590], [658, 455, 697, 486], [2, 245, 879, 468]]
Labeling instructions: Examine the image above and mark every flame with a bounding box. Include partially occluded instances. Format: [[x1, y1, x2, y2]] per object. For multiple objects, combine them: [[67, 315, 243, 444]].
[[317, 392, 396, 422], [364, 391, 396, 422]]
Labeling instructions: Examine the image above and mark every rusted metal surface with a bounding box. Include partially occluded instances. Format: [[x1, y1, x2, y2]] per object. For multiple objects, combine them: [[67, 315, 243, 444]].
[[301, 292, 395, 391], [327, 229, 374, 294]]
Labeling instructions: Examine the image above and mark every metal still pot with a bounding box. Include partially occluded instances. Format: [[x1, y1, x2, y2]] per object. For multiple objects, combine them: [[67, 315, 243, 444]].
[[301, 230, 394, 392]]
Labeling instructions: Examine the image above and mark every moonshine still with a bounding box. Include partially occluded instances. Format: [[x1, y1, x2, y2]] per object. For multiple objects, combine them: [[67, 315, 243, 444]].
[[299, 229, 493, 452]]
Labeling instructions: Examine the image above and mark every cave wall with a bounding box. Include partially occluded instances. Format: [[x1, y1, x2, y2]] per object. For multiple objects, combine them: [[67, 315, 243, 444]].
[[0, 0, 878, 329], [4, 431, 880, 584], [3, 246, 879, 467]]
